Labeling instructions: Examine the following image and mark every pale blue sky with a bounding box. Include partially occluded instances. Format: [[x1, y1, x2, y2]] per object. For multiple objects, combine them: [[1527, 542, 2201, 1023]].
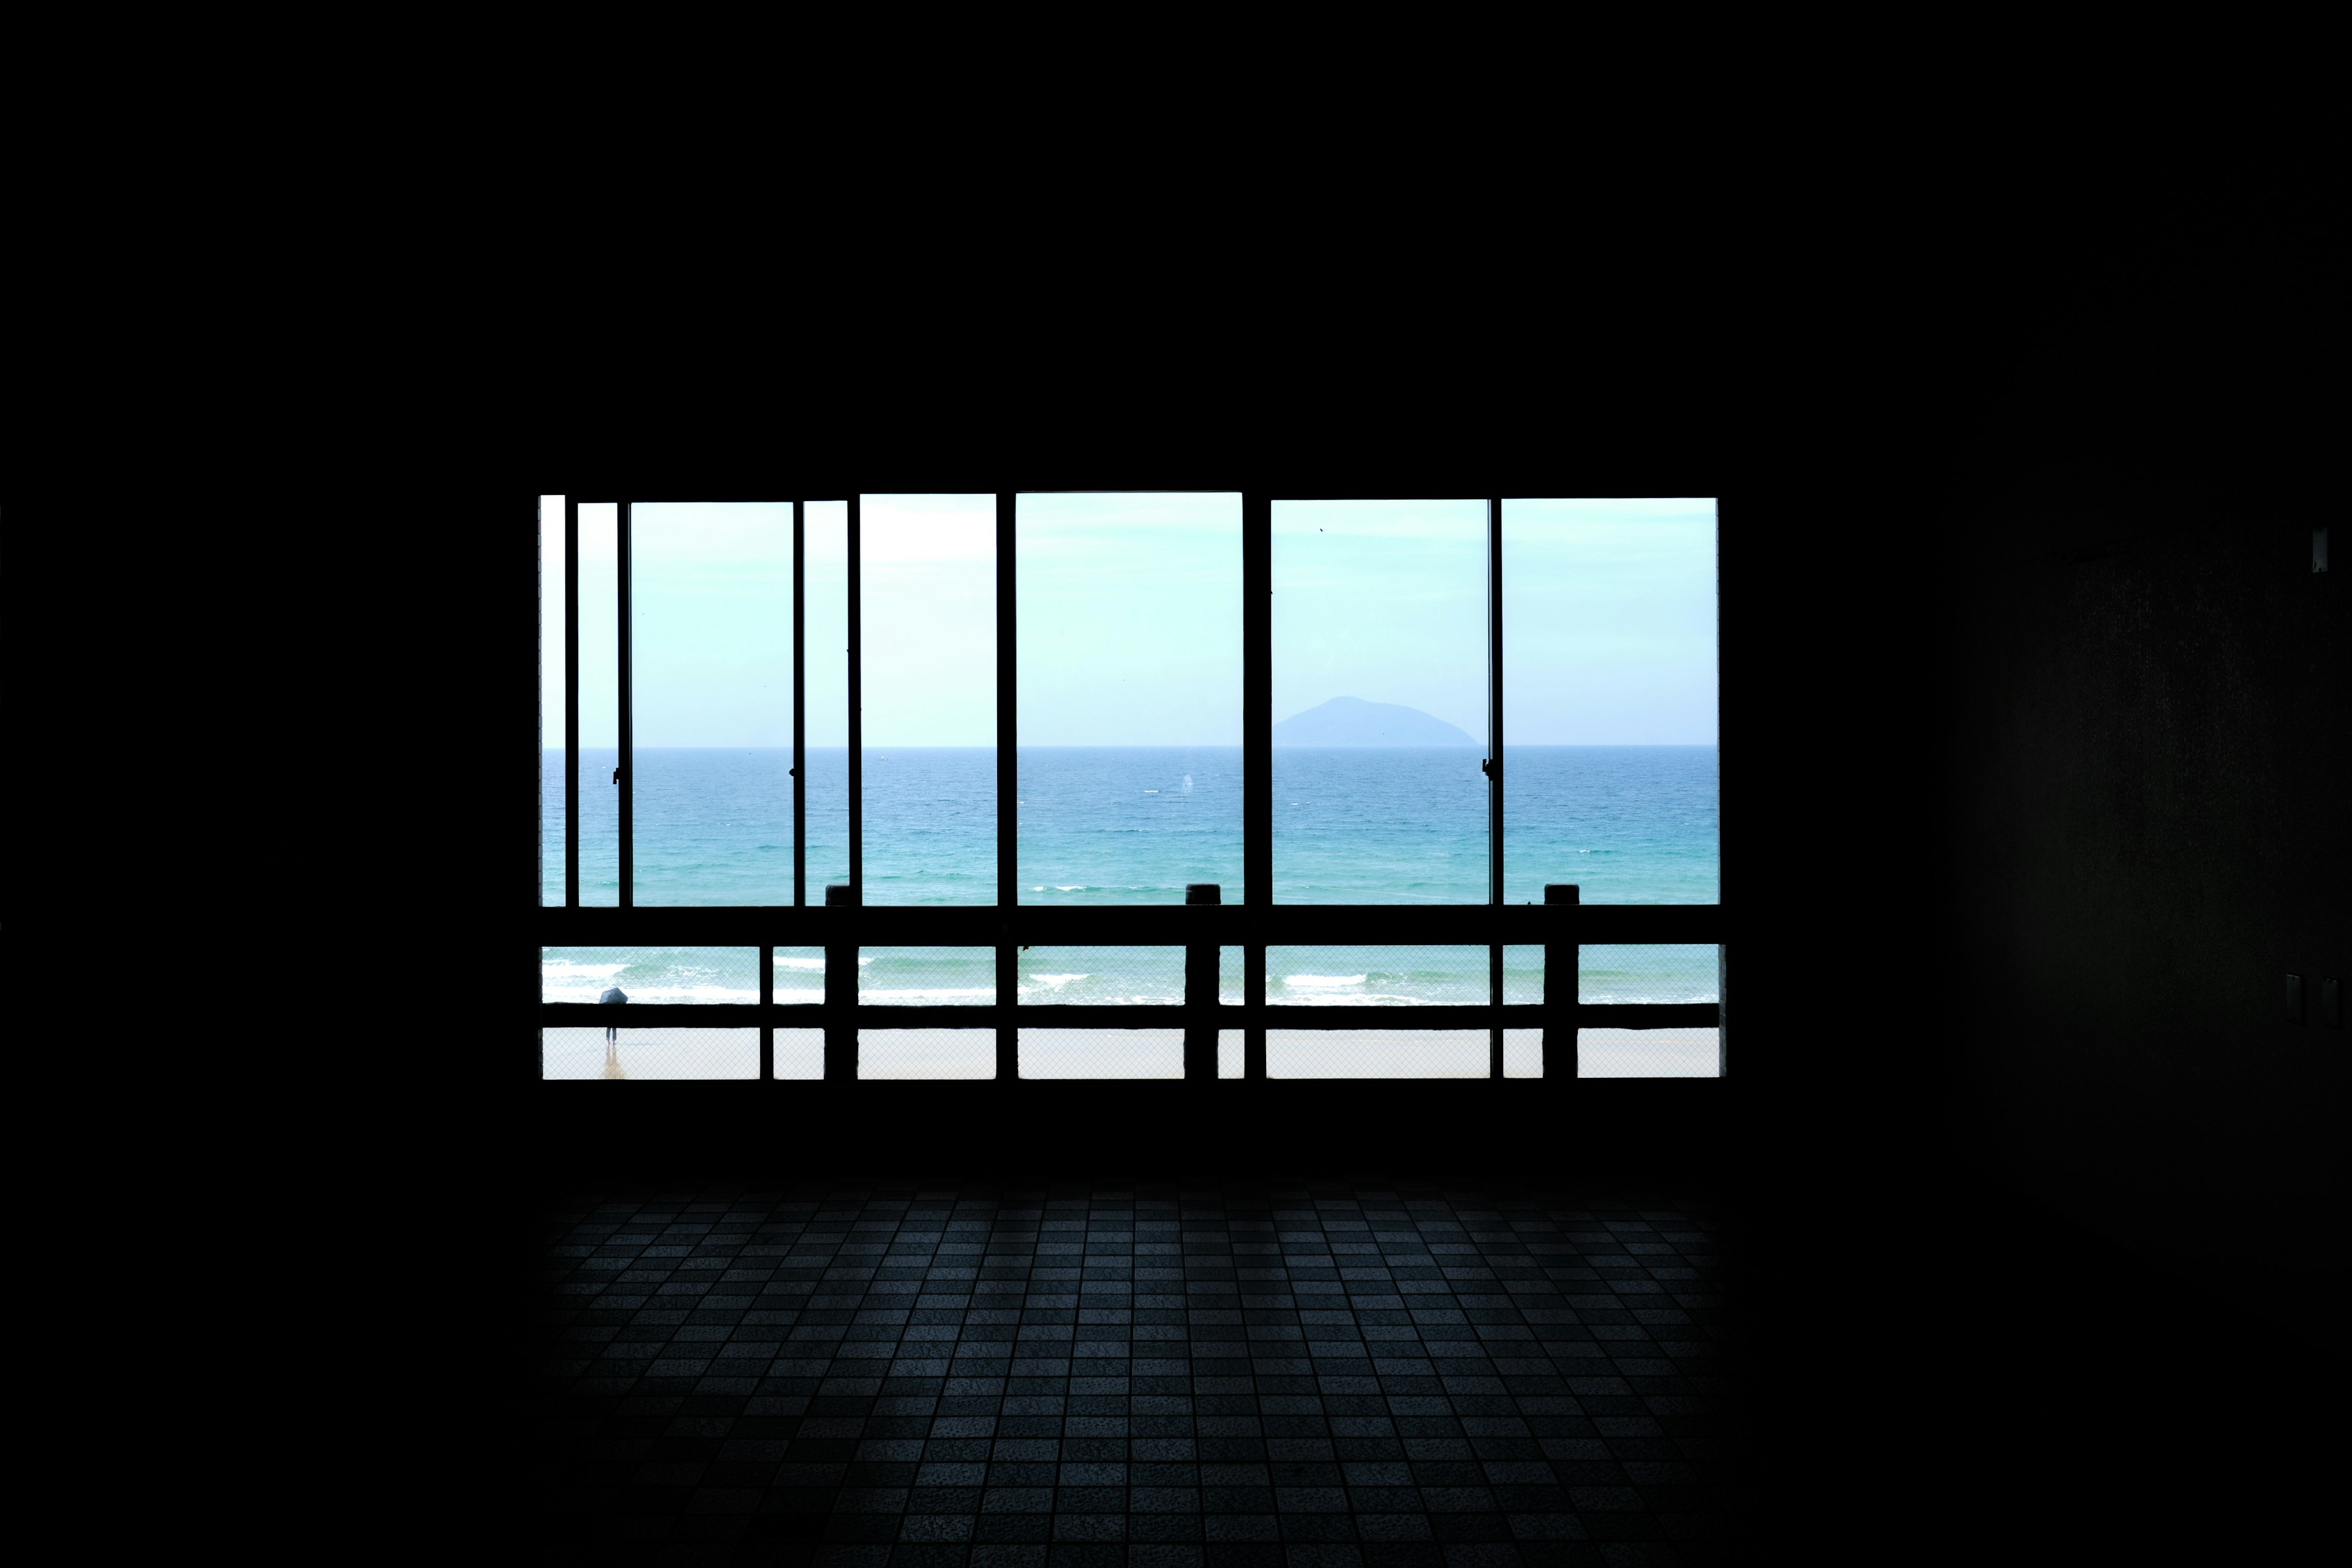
[[540, 496, 1716, 747]]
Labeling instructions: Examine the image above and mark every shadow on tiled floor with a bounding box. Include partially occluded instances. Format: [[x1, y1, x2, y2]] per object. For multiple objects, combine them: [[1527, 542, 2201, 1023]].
[[527, 1184, 1751, 1567]]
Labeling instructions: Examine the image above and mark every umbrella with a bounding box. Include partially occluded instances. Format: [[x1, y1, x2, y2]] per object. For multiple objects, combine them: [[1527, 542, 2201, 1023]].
[[601, 986, 627, 1041]]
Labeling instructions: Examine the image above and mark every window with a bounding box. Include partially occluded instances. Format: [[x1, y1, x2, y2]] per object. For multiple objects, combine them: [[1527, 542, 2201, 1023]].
[[538, 496, 1721, 1080]]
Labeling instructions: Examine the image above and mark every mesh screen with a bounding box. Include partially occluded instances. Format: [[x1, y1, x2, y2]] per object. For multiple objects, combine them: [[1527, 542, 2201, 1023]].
[[770, 946, 826, 1003], [1580, 1027, 1720, 1077], [1267, 1030, 1488, 1077], [773, 1028, 824, 1080], [1503, 1028, 1544, 1077], [1015, 946, 1183, 1005], [858, 948, 997, 1005], [1265, 946, 1489, 1007], [1019, 1029, 1183, 1079], [1222, 945, 1242, 1005], [1499, 943, 1721, 1003], [540, 946, 759, 1005], [858, 1030, 995, 1079], [541, 1028, 757, 1080], [1219, 1028, 1243, 1077]]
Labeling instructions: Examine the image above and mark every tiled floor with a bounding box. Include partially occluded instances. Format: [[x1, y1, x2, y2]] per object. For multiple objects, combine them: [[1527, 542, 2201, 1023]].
[[528, 1185, 1749, 1567]]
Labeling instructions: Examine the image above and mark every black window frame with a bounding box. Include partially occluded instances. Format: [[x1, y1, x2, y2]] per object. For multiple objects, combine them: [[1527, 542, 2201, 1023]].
[[535, 493, 1724, 1082]]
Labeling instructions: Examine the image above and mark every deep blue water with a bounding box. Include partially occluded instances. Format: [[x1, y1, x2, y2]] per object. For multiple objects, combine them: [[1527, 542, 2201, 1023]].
[[541, 747, 1717, 1007]]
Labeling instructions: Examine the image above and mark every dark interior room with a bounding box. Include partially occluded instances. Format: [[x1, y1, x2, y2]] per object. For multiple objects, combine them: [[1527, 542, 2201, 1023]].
[[459, 236, 2342, 1564]]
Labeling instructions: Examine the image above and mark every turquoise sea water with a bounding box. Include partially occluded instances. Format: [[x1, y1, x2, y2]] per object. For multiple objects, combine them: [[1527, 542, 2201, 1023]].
[[540, 747, 1717, 1009]]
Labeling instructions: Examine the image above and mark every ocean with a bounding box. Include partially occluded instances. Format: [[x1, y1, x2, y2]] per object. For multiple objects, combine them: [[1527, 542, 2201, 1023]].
[[540, 747, 1718, 1021]]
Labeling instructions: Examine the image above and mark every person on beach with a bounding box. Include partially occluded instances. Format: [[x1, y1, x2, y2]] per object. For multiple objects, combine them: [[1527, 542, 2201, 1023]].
[[600, 985, 627, 1041]]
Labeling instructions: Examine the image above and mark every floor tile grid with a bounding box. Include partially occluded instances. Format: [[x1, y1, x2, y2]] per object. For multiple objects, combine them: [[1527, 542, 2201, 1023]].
[[530, 1186, 1747, 1566]]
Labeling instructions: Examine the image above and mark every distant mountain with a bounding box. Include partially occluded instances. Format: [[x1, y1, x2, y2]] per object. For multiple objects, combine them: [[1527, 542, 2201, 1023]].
[[1272, 696, 1479, 746]]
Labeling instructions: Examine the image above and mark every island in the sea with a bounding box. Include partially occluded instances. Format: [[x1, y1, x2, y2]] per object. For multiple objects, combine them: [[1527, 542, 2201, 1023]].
[[1270, 696, 1479, 746]]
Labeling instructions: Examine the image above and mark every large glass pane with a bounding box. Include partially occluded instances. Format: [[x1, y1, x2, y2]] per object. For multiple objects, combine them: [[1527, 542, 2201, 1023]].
[[806, 502, 850, 899], [861, 495, 994, 904], [540, 495, 565, 905], [578, 503, 620, 905], [1017, 493, 1242, 903], [1272, 500, 1487, 902], [631, 503, 794, 905], [1502, 499, 1718, 904]]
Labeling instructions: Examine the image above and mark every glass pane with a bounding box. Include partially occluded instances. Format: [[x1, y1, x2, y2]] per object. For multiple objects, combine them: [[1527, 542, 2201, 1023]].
[[540, 946, 760, 1004], [540, 495, 565, 905], [1267, 946, 1489, 1007], [1502, 500, 1718, 904], [1267, 1031, 1488, 1078], [859, 1030, 995, 1079], [1016, 946, 1184, 1005], [770, 945, 826, 1003], [1272, 500, 1487, 903], [632, 503, 794, 905], [1504, 1028, 1544, 1077], [859, 948, 997, 1005], [541, 1028, 756, 1079], [578, 503, 620, 905], [807, 502, 850, 900], [1017, 493, 1242, 903], [774, 1028, 824, 1080], [862, 495, 995, 905], [1580, 944, 1719, 1004], [1018, 1029, 1184, 1079], [1579, 1027, 1720, 1077]]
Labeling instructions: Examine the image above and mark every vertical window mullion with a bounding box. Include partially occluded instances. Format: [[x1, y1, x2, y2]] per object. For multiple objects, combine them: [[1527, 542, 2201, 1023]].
[[1489, 496, 1504, 1077], [794, 499, 807, 909], [564, 497, 579, 912], [617, 500, 633, 911], [1242, 492, 1270, 1078], [997, 492, 1018, 1082]]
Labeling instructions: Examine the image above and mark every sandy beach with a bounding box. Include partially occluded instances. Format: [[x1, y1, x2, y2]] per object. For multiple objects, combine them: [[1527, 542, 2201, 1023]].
[[543, 1025, 1719, 1079]]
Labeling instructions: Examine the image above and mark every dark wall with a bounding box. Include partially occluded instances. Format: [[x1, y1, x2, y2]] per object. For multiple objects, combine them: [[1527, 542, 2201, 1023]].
[[1927, 467, 2346, 1343]]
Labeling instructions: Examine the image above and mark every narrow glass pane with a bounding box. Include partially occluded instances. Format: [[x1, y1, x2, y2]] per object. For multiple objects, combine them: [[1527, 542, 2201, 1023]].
[[862, 495, 995, 904], [540, 946, 760, 1003], [1267, 1031, 1487, 1077], [1019, 1030, 1185, 1079], [1267, 946, 1488, 1006], [806, 502, 851, 899], [1015, 947, 1183, 1005], [774, 1029, 824, 1080], [1579, 1028, 1721, 1077], [540, 495, 566, 905], [541, 1028, 757, 1079], [1502, 500, 1719, 903], [859, 1030, 995, 1079], [632, 503, 794, 905], [1017, 493, 1242, 903], [770, 944, 826, 1003], [1272, 500, 1487, 902], [859, 948, 997, 1005], [578, 503, 620, 905]]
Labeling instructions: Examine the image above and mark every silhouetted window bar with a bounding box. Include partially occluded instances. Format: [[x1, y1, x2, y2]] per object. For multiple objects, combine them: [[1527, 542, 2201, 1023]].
[[537, 494, 1722, 1079]]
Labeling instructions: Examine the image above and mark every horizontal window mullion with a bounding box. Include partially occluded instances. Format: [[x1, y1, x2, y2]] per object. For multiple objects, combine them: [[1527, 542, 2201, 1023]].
[[533, 904, 1722, 946]]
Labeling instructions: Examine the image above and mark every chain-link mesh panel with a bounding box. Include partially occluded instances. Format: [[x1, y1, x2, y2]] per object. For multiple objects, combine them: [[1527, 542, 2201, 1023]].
[[857, 1030, 995, 1079], [1219, 1028, 1242, 1077], [540, 946, 760, 1005], [1018, 1029, 1183, 1079], [1503, 1027, 1544, 1077], [858, 948, 997, 1005], [1267, 1030, 1488, 1077], [1499, 943, 1722, 1003], [1265, 946, 1490, 1007], [1222, 945, 1242, 1004], [1014, 946, 1183, 1005], [1579, 1027, 1721, 1077], [773, 1028, 824, 1079], [541, 1028, 758, 1079], [770, 946, 826, 1002], [1580, 943, 1720, 1003]]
